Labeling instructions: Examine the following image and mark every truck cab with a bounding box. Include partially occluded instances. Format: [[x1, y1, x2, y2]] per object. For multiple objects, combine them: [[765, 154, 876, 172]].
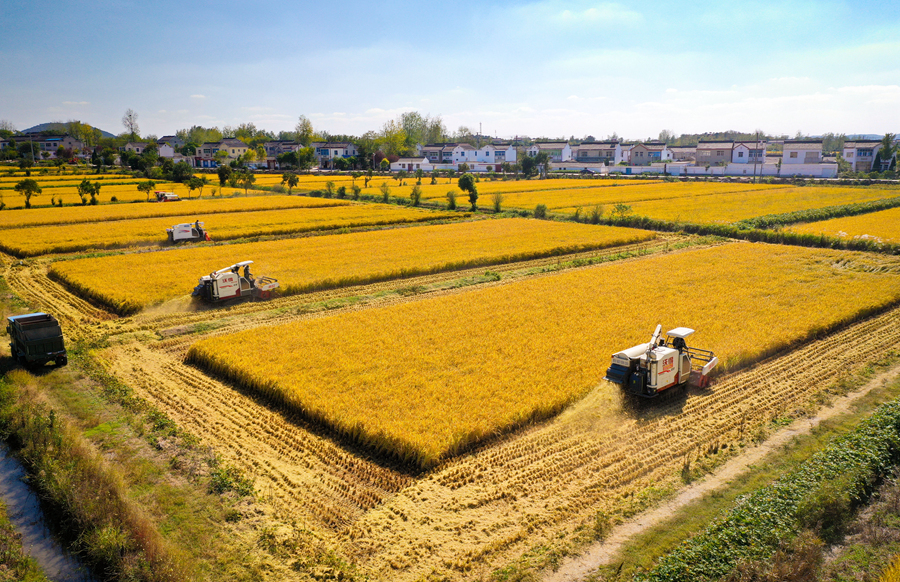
[[7, 313, 67, 368]]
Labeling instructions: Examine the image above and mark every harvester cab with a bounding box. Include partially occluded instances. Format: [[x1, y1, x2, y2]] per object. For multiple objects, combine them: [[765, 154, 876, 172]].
[[167, 220, 210, 243], [604, 325, 718, 398], [191, 261, 279, 303]]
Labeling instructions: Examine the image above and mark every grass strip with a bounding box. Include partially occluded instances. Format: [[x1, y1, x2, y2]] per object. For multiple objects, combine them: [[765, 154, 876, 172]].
[[0, 370, 185, 582], [637, 376, 900, 582], [0, 498, 50, 581]]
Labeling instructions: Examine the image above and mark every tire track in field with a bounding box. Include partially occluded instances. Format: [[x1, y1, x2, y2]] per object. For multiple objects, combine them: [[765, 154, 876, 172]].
[[341, 305, 900, 582]]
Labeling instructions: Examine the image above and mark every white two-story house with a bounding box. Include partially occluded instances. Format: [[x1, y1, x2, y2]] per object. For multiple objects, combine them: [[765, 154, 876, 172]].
[[782, 140, 822, 164], [732, 141, 767, 164], [526, 142, 572, 162], [842, 140, 881, 172]]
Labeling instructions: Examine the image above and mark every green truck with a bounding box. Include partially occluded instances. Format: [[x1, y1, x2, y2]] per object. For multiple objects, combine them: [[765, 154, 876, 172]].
[[6, 313, 67, 367]]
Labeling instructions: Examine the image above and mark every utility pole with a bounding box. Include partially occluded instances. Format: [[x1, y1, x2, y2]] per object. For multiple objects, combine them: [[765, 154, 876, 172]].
[[753, 130, 760, 184]]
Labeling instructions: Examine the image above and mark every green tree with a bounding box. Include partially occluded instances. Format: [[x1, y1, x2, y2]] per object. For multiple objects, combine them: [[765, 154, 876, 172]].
[[395, 170, 408, 183], [414, 168, 424, 185], [14, 179, 41, 208], [521, 155, 537, 178], [282, 172, 299, 195], [379, 182, 391, 203], [379, 158, 390, 172], [880, 133, 897, 171], [492, 192, 504, 213], [171, 161, 194, 183], [89, 182, 101, 205], [534, 152, 550, 178], [295, 115, 315, 146], [410, 185, 422, 206], [188, 176, 204, 199], [137, 180, 157, 202], [333, 157, 350, 171], [217, 164, 233, 186], [213, 149, 230, 167], [18, 158, 33, 177], [236, 171, 255, 195], [458, 172, 478, 210], [446, 190, 457, 210]]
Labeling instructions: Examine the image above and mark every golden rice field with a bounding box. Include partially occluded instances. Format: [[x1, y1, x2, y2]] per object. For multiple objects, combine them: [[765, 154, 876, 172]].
[[50, 218, 653, 314], [0, 194, 350, 229], [186, 243, 900, 468], [556, 186, 900, 224], [788, 206, 900, 243], [487, 181, 789, 211], [356, 177, 654, 203], [1, 204, 462, 257]]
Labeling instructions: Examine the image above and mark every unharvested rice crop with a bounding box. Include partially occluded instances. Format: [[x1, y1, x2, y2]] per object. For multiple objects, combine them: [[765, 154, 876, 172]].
[[0, 194, 350, 230], [1, 204, 462, 256], [557, 186, 899, 224], [50, 218, 653, 314], [491, 182, 786, 211], [186, 243, 900, 468], [358, 177, 654, 204], [788, 206, 900, 243]]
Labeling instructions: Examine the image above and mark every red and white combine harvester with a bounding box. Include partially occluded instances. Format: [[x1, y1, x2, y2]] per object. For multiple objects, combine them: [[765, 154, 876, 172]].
[[167, 220, 210, 243], [192, 261, 279, 304], [154, 191, 181, 202], [605, 325, 718, 398]]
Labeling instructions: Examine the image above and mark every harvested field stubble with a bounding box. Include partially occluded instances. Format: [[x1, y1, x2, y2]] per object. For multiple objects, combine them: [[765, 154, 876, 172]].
[[49, 218, 653, 314], [186, 243, 900, 468], [1, 204, 461, 256]]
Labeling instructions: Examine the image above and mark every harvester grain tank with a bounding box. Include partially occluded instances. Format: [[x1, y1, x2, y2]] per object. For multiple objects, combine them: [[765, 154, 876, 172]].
[[604, 325, 718, 398], [167, 220, 209, 243], [6, 313, 67, 367], [192, 261, 279, 303]]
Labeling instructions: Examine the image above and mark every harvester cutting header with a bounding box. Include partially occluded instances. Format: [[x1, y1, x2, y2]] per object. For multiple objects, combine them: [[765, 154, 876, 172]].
[[605, 325, 718, 398], [192, 261, 279, 304]]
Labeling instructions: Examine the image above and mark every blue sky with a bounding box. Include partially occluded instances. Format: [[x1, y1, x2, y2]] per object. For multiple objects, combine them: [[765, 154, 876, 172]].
[[1, 0, 898, 139]]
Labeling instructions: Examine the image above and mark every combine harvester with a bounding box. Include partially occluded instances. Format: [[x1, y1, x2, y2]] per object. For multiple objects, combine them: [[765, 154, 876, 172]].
[[605, 325, 718, 398], [154, 191, 180, 202], [192, 261, 279, 304], [167, 220, 210, 243]]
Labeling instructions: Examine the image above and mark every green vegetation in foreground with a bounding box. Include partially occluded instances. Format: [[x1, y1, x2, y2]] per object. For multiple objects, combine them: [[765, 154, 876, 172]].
[[585, 357, 900, 581], [0, 499, 50, 582], [635, 371, 900, 582]]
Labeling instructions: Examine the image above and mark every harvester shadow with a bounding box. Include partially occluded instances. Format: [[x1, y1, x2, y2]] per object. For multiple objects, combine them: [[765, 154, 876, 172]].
[[620, 383, 694, 421], [0, 357, 65, 378]]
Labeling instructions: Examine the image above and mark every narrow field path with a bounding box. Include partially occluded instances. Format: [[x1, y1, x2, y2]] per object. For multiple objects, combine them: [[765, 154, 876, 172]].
[[544, 363, 900, 582]]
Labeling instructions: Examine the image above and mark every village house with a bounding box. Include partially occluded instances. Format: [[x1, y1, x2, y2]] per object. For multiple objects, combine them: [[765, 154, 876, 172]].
[[315, 142, 358, 168], [1, 134, 85, 158], [731, 141, 767, 164], [629, 143, 671, 166], [842, 140, 882, 172], [194, 138, 250, 168], [782, 140, 822, 164], [572, 141, 621, 165], [695, 141, 733, 166], [527, 142, 572, 162], [667, 145, 697, 162]]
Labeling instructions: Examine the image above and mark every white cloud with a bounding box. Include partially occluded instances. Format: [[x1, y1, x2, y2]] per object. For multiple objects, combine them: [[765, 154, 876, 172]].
[[62, 100, 89, 105], [190, 94, 206, 99]]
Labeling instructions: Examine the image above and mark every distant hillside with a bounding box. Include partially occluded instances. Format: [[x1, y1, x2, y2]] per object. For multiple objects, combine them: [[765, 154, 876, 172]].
[[22, 122, 115, 138]]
